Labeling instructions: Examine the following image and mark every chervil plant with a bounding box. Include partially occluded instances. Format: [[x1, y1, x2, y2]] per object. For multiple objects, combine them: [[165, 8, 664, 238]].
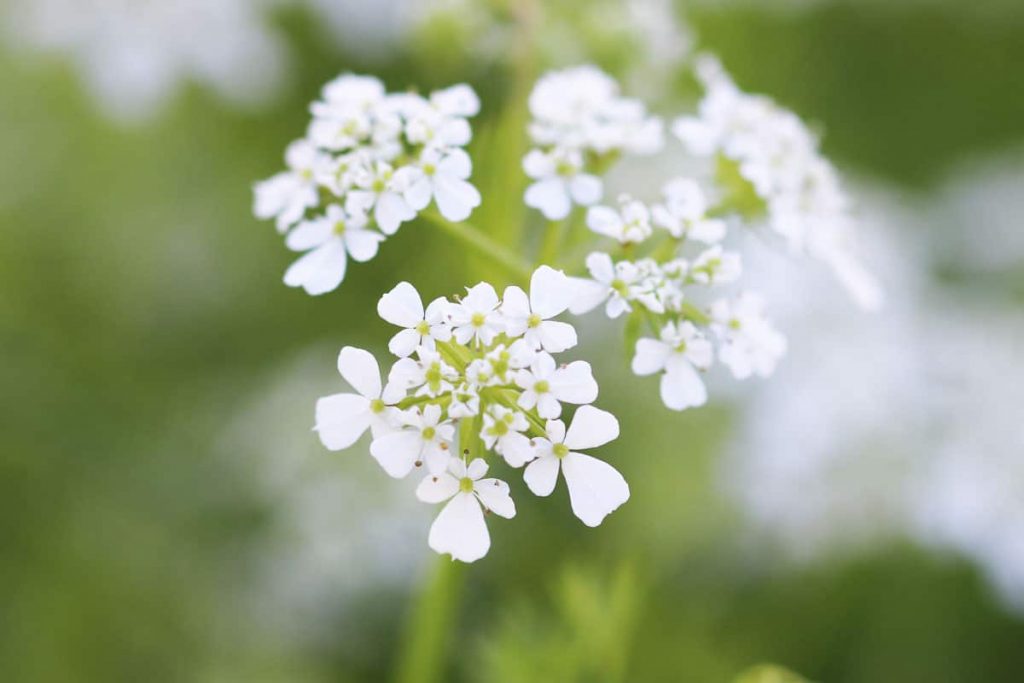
[[253, 58, 878, 562]]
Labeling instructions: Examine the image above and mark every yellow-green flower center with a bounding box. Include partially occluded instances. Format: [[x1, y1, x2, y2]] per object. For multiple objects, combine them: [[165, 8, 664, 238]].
[[422, 426, 436, 441], [534, 380, 550, 394], [555, 160, 575, 177], [527, 313, 542, 328], [370, 398, 386, 414], [471, 312, 486, 327], [423, 163, 437, 176], [553, 443, 569, 458], [333, 220, 346, 235], [372, 178, 386, 193], [459, 477, 475, 493], [611, 278, 629, 297], [415, 321, 431, 335]]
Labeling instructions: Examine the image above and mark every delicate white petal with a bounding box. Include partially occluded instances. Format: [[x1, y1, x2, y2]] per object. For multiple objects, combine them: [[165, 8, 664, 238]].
[[529, 266, 574, 318], [568, 277, 609, 315], [522, 149, 554, 179], [369, 430, 422, 478], [498, 432, 536, 468], [438, 148, 472, 179], [337, 346, 382, 398], [416, 472, 460, 503], [660, 358, 707, 411], [525, 178, 571, 220], [537, 321, 577, 353], [631, 339, 671, 376], [428, 493, 490, 562], [375, 192, 414, 235], [537, 394, 562, 420], [345, 229, 384, 262], [434, 176, 481, 222], [466, 458, 488, 480], [283, 241, 347, 296], [405, 174, 433, 211], [424, 444, 452, 475], [562, 452, 630, 527], [586, 205, 622, 238], [378, 281, 425, 327], [550, 361, 598, 405], [314, 394, 371, 450], [475, 479, 516, 518], [569, 174, 603, 206], [564, 405, 619, 450], [523, 455, 560, 497], [285, 220, 332, 251], [585, 251, 615, 283], [388, 328, 421, 358]]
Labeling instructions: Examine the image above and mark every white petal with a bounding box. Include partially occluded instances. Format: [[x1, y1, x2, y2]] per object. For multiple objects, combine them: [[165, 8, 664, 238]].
[[586, 205, 622, 238], [314, 393, 371, 450], [523, 455, 560, 497], [550, 361, 598, 405], [537, 321, 577, 353], [283, 241, 347, 296], [529, 265, 574, 318], [375, 192, 414, 235], [501, 285, 531, 321], [428, 493, 490, 562], [475, 479, 516, 518], [537, 394, 562, 420], [564, 405, 619, 450], [416, 472, 460, 503], [631, 338, 671, 376], [569, 174, 603, 206], [337, 346, 382, 398], [345, 229, 384, 262], [404, 173, 433, 211], [424, 443, 452, 475], [369, 430, 422, 478], [438, 148, 472, 179], [466, 458, 488, 480], [388, 328, 421, 358], [434, 176, 481, 222], [285, 219, 332, 251], [377, 281, 424, 327], [524, 178, 571, 220], [660, 358, 707, 411], [522, 149, 554, 179], [567, 277, 609, 315], [498, 432, 536, 468], [562, 452, 630, 527], [585, 251, 615, 283]]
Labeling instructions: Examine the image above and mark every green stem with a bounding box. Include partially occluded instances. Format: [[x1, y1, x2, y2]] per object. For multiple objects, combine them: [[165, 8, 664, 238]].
[[420, 211, 532, 284], [393, 557, 465, 683]]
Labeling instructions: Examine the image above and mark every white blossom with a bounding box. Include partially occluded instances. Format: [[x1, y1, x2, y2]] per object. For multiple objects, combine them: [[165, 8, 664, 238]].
[[515, 354, 598, 419], [631, 321, 713, 411], [523, 148, 602, 220], [690, 245, 742, 285], [481, 406, 535, 468], [417, 458, 515, 563], [586, 196, 654, 245], [397, 147, 481, 222], [283, 204, 384, 295], [523, 406, 629, 526], [254, 139, 328, 233], [370, 404, 455, 478], [501, 266, 577, 353], [569, 252, 643, 319], [651, 177, 726, 243], [710, 293, 787, 380], [315, 346, 400, 450], [450, 283, 503, 346], [377, 282, 452, 357]]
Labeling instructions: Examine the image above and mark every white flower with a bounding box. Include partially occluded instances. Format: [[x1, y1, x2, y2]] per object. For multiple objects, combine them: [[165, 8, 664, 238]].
[[631, 321, 713, 411], [448, 382, 480, 419], [417, 458, 515, 563], [690, 245, 742, 285], [386, 347, 459, 398], [523, 406, 629, 526], [370, 404, 455, 477], [346, 161, 416, 235], [710, 293, 787, 379], [586, 196, 653, 244], [430, 83, 481, 118], [569, 252, 642, 319], [253, 139, 326, 233], [397, 147, 481, 222], [377, 282, 452, 357], [282, 204, 385, 296], [450, 283, 503, 346], [651, 178, 726, 243], [481, 406, 535, 468], [523, 148, 602, 220], [501, 266, 578, 353], [315, 346, 400, 450], [515, 353, 598, 419], [307, 75, 383, 151]]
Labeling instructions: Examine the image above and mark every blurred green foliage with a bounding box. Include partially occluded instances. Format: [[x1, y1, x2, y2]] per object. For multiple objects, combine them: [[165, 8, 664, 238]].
[[2, 1, 1024, 681]]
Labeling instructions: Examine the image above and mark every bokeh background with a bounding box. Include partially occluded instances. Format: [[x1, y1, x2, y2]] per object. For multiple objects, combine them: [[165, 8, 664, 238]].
[[2, 0, 1023, 681]]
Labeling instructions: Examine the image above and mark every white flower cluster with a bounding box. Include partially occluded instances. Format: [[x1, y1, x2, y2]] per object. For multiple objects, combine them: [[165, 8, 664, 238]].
[[570, 177, 787, 411], [672, 56, 881, 310], [314, 267, 629, 562], [523, 66, 664, 220], [253, 74, 482, 295]]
